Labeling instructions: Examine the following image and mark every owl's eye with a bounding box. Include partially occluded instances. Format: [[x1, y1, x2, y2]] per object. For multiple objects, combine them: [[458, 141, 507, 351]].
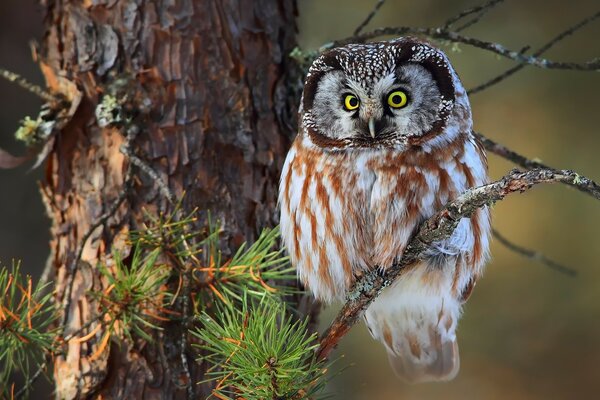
[[387, 90, 409, 109], [343, 94, 360, 111]]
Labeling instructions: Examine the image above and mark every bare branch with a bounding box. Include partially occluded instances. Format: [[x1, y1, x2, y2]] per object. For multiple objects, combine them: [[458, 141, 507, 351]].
[[469, 11, 600, 94], [330, 27, 600, 71], [354, 0, 387, 36], [317, 168, 599, 360], [119, 124, 176, 205], [474, 131, 600, 201], [443, 0, 504, 31], [14, 363, 47, 399], [0, 68, 55, 103], [492, 228, 577, 276]]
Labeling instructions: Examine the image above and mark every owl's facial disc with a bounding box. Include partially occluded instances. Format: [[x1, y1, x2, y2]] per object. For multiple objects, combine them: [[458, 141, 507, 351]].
[[309, 63, 443, 149]]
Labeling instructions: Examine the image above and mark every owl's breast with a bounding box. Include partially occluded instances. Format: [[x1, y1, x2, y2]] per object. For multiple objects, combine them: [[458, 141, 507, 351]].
[[279, 141, 376, 301], [364, 151, 444, 268], [279, 134, 488, 302]]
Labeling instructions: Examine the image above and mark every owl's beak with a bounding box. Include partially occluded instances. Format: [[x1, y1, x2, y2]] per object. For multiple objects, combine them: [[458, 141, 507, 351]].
[[368, 117, 376, 138]]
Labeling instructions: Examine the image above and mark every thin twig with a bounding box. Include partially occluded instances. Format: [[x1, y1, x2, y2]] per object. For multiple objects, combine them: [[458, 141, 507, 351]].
[[122, 151, 176, 204], [119, 133, 193, 397], [492, 228, 577, 276], [120, 138, 197, 397], [178, 233, 195, 399], [14, 362, 46, 399], [317, 168, 600, 360], [330, 26, 600, 71], [474, 131, 600, 201], [353, 0, 386, 36], [0, 68, 56, 103], [443, 0, 504, 31], [469, 10, 600, 94]]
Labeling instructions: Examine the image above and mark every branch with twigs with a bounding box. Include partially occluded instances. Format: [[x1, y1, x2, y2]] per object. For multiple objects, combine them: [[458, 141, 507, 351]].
[[317, 168, 600, 360], [474, 131, 600, 201], [468, 10, 600, 94], [313, 2, 600, 360], [328, 26, 600, 71], [0, 68, 56, 103], [443, 0, 504, 32]]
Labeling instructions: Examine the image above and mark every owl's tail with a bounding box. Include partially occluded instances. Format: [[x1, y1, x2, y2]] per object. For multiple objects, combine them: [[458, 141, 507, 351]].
[[364, 265, 462, 383]]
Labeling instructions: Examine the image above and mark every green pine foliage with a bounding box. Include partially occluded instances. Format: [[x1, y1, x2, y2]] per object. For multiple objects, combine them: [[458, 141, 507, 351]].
[[94, 245, 171, 343], [192, 219, 297, 307], [0, 205, 331, 398], [191, 293, 329, 400], [0, 262, 57, 396], [129, 205, 204, 262]]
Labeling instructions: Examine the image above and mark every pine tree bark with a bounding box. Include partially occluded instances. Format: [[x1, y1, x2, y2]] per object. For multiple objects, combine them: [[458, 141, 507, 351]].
[[39, 0, 305, 398]]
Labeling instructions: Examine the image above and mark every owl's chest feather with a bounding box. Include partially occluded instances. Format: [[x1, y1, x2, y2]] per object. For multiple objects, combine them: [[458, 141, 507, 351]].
[[279, 135, 483, 302], [340, 151, 445, 268]]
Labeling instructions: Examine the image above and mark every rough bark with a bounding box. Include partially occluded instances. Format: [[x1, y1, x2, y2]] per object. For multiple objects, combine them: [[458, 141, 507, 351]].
[[39, 0, 304, 398]]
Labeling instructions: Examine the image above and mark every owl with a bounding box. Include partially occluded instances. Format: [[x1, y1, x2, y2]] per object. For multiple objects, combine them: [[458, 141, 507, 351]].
[[278, 37, 491, 383]]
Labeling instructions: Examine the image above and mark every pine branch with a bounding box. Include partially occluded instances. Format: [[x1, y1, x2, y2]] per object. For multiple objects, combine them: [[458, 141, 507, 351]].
[[0, 262, 57, 397], [93, 245, 172, 343], [191, 223, 296, 307], [191, 293, 328, 400], [317, 168, 600, 360]]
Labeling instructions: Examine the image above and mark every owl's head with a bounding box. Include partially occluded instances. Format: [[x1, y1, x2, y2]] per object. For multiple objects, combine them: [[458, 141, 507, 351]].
[[301, 37, 469, 150]]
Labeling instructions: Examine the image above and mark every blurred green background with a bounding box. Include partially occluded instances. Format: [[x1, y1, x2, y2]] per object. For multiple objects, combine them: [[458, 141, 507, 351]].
[[1, 1, 599, 399]]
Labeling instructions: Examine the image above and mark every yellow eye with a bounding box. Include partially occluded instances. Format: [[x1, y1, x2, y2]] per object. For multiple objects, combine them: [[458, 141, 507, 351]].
[[387, 90, 408, 109], [343, 94, 360, 111]]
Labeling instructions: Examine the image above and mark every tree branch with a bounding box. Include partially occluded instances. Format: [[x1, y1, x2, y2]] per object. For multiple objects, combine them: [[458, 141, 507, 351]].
[[317, 168, 599, 360], [0, 68, 56, 103], [474, 131, 600, 201], [353, 0, 387, 36], [443, 0, 504, 31], [469, 10, 600, 94], [492, 228, 577, 276], [329, 26, 600, 71]]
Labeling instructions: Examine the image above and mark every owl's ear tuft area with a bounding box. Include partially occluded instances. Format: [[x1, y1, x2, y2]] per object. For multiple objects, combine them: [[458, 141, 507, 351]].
[[390, 37, 456, 111], [303, 50, 344, 113]]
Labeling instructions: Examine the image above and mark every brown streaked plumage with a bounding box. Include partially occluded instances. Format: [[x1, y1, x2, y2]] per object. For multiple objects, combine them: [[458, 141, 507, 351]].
[[279, 37, 490, 383]]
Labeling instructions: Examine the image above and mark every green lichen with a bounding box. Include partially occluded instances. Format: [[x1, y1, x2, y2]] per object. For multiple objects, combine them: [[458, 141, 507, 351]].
[[346, 271, 379, 302], [95, 94, 124, 128], [15, 116, 42, 146]]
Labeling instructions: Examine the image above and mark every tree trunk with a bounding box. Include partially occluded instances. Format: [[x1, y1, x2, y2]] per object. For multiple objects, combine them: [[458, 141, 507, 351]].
[[39, 0, 304, 398]]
